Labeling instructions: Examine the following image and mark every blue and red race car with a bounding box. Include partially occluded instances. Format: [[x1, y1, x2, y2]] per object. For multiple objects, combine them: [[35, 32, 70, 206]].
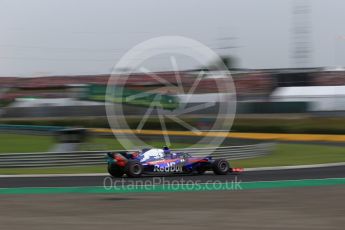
[[106, 147, 242, 178]]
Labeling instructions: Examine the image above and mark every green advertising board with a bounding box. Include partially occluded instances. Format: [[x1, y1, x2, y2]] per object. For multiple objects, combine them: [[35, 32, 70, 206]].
[[84, 84, 179, 110]]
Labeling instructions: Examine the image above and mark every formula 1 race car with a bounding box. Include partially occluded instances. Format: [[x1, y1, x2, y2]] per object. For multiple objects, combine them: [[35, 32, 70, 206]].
[[106, 148, 243, 178]]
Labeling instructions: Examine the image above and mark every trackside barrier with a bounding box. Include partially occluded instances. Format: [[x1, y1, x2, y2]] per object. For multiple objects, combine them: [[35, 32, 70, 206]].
[[0, 143, 275, 168], [0, 124, 65, 132]]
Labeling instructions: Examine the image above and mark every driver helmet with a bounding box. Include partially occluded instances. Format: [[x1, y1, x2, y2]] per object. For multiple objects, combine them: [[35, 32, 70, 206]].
[[163, 146, 171, 155]]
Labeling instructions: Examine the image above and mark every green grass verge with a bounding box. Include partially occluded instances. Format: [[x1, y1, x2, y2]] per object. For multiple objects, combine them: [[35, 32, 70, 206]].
[[0, 134, 195, 153], [80, 137, 197, 151], [0, 143, 344, 175], [1, 178, 345, 194], [0, 165, 106, 175], [231, 143, 345, 168], [0, 134, 55, 153], [3, 116, 345, 134]]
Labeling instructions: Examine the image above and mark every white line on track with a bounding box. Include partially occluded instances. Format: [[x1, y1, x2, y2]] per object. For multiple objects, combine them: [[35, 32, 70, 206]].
[[0, 173, 108, 178], [0, 162, 344, 178], [245, 162, 345, 172]]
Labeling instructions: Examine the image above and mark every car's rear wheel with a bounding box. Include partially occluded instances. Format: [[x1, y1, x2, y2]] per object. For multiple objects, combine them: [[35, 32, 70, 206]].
[[107, 163, 125, 177], [212, 159, 230, 175], [125, 160, 143, 178]]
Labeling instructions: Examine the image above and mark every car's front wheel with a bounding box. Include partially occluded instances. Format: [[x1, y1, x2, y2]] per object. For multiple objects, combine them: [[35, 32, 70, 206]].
[[212, 159, 230, 175]]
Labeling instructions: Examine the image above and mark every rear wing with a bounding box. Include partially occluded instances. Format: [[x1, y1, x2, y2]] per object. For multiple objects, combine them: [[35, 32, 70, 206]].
[[107, 151, 138, 159]]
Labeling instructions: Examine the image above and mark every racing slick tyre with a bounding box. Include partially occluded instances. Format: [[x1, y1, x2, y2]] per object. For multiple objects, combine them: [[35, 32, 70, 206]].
[[125, 160, 143, 178], [212, 159, 230, 175], [107, 163, 125, 177]]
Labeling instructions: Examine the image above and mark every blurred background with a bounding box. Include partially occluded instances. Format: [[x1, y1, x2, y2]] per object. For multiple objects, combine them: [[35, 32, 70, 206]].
[[1, 2, 344, 230], [0, 0, 345, 172]]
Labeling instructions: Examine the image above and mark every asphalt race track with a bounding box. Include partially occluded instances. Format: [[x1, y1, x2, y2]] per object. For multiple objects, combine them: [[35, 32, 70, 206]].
[[1, 186, 344, 230], [0, 165, 344, 230], [1, 165, 344, 188]]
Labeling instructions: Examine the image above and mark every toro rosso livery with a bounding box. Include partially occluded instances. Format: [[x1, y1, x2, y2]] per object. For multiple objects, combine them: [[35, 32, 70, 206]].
[[106, 147, 242, 178]]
